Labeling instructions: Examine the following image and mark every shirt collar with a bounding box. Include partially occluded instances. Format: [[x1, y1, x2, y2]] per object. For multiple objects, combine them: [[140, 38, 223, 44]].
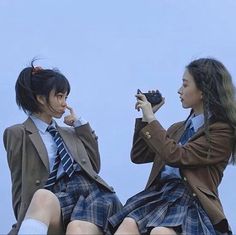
[[30, 115, 56, 133], [185, 113, 204, 133]]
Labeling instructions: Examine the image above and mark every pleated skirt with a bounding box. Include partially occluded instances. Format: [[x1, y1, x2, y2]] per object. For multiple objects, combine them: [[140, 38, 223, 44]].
[[52, 171, 123, 235], [109, 179, 218, 235]]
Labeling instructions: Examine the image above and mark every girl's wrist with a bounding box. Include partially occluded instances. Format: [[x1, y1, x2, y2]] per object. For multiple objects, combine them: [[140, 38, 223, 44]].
[[142, 115, 156, 123], [73, 117, 88, 127], [147, 116, 156, 123]]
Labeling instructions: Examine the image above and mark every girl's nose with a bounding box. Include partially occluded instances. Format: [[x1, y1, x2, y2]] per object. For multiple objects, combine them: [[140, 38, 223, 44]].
[[178, 87, 182, 94], [62, 99, 67, 107]]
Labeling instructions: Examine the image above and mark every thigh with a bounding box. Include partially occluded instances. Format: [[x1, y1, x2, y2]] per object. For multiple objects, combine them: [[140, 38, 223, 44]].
[[114, 217, 140, 235], [26, 189, 63, 232], [150, 226, 178, 235], [66, 220, 102, 235]]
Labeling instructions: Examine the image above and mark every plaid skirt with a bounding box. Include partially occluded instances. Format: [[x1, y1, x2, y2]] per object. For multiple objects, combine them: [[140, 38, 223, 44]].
[[52, 170, 123, 235], [109, 179, 218, 235]]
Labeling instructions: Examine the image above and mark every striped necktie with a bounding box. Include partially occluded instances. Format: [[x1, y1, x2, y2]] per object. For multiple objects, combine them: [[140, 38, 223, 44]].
[[44, 125, 74, 189]]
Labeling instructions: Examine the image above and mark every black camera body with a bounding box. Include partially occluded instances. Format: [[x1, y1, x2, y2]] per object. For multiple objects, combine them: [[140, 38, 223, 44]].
[[137, 89, 162, 105]]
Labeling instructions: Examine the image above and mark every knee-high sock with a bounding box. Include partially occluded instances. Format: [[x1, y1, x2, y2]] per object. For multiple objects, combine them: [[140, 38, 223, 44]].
[[18, 218, 48, 235]]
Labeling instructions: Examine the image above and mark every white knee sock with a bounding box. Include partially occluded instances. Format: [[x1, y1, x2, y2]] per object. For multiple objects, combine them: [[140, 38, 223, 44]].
[[18, 218, 48, 235]]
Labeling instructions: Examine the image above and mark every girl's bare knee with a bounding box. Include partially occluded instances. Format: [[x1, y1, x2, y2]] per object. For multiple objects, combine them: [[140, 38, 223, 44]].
[[30, 189, 58, 209], [66, 220, 102, 235], [114, 217, 139, 235], [25, 189, 61, 225], [150, 226, 177, 235]]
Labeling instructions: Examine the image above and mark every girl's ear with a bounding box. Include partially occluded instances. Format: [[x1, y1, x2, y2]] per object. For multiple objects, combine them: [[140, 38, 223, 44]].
[[200, 91, 203, 100], [36, 95, 46, 105]]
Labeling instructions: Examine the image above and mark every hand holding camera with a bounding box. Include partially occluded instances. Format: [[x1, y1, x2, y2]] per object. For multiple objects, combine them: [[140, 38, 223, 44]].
[[137, 89, 163, 106], [136, 89, 164, 123]]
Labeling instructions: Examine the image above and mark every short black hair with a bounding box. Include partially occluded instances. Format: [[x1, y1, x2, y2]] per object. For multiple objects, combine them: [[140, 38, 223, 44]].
[[15, 61, 70, 114]]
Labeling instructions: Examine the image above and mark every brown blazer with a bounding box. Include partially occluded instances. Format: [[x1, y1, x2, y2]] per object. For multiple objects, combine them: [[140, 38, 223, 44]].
[[3, 117, 114, 234], [131, 118, 234, 231]]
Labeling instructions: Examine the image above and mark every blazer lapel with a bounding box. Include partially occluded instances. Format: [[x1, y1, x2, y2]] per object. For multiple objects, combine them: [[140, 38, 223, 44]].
[[170, 122, 186, 142], [170, 120, 207, 143], [24, 118, 50, 171]]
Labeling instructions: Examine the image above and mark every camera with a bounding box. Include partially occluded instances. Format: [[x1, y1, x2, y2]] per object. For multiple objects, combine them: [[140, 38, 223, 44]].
[[137, 89, 162, 105]]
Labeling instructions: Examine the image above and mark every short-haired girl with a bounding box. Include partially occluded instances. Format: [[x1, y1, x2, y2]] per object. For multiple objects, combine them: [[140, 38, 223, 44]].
[[4, 62, 122, 235]]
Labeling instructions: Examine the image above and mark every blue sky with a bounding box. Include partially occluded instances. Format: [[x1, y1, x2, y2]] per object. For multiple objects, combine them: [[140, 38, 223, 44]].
[[0, 0, 235, 233]]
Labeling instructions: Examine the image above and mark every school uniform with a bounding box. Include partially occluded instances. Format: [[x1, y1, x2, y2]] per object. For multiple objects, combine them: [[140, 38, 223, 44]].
[[3, 116, 122, 235], [109, 115, 233, 235]]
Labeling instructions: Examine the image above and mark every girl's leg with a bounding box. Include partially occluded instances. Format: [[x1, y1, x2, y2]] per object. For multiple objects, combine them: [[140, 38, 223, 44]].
[[66, 220, 102, 235], [150, 226, 177, 235], [114, 217, 140, 235], [19, 189, 63, 234]]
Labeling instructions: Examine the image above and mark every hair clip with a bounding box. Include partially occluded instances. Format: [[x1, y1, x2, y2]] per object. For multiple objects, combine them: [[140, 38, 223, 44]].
[[32, 66, 43, 75]]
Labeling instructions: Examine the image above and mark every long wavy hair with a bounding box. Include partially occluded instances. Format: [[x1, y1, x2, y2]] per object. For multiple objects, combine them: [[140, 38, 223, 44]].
[[186, 58, 236, 164]]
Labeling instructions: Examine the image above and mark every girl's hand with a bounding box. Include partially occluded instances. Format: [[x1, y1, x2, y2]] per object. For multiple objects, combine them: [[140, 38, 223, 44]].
[[64, 106, 78, 126], [135, 93, 165, 123], [152, 97, 165, 113]]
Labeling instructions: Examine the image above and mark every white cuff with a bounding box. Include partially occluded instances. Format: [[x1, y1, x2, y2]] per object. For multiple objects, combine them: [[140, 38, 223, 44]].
[[74, 117, 88, 127]]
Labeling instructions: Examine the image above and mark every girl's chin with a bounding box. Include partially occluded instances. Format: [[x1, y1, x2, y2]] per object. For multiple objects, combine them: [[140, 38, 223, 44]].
[[53, 113, 63, 119], [182, 104, 190, 109]]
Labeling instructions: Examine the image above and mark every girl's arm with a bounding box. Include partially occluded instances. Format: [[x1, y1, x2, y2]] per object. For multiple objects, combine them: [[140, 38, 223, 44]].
[[139, 120, 233, 167], [3, 125, 23, 220], [64, 106, 101, 172], [74, 123, 101, 173], [131, 118, 156, 164]]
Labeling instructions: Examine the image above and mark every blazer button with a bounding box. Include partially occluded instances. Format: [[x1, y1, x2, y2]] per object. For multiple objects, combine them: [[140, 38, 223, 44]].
[[35, 179, 41, 186], [183, 177, 187, 181], [192, 193, 197, 197], [81, 159, 86, 164], [145, 131, 151, 139]]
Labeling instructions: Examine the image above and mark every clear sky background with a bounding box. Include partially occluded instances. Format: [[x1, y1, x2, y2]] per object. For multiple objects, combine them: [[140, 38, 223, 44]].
[[0, 0, 235, 233]]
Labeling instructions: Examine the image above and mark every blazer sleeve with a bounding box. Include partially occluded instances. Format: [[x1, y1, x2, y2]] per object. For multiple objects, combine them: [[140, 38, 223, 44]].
[[3, 125, 23, 219], [139, 120, 233, 167], [74, 123, 101, 173], [131, 118, 157, 164]]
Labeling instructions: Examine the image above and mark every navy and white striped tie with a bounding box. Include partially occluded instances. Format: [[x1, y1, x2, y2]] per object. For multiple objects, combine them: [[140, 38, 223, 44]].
[[44, 125, 74, 189], [44, 155, 60, 189]]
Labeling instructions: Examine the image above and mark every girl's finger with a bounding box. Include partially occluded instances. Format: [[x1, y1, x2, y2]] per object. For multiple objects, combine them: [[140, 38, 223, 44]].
[[66, 105, 75, 115], [135, 93, 147, 101]]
